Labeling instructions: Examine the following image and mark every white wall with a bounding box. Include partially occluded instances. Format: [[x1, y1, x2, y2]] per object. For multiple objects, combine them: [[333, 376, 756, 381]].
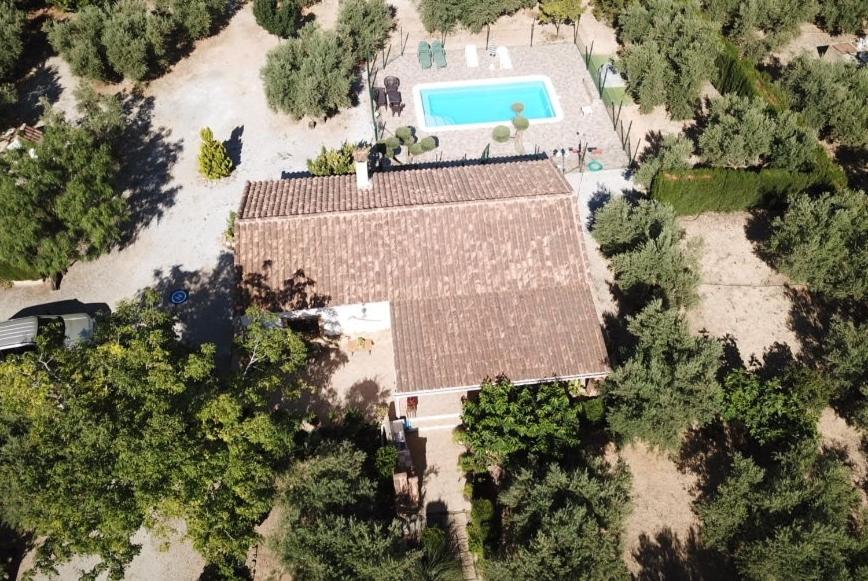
[[283, 301, 391, 336]]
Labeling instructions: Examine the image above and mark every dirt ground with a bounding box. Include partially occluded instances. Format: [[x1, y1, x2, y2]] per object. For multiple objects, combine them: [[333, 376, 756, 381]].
[[681, 212, 799, 364], [773, 22, 859, 65]]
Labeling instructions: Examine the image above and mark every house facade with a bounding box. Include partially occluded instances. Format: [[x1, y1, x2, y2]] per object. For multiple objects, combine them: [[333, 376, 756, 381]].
[[234, 156, 610, 427]]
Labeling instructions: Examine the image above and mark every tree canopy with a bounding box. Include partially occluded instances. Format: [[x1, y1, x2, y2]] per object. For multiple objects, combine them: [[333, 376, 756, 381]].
[[698, 94, 815, 170], [261, 24, 355, 119], [767, 188, 868, 302], [0, 105, 127, 280], [698, 439, 868, 579], [275, 440, 421, 580], [619, 0, 721, 119], [485, 461, 632, 580], [419, 0, 536, 34], [704, 0, 818, 59], [816, 0, 868, 34], [456, 376, 584, 472], [253, 0, 302, 38], [782, 56, 868, 148], [0, 0, 24, 103], [0, 295, 308, 578], [336, 0, 395, 63], [592, 198, 700, 309], [603, 300, 723, 451], [47, 0, 230, 82], [634, 134, 692, 189]]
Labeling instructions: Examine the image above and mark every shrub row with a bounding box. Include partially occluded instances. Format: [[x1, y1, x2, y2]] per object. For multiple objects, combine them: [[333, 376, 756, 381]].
[[650, 166, 838, 215]]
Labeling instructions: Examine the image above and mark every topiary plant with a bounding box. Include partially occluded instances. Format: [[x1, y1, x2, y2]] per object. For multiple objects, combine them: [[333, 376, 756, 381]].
[[198, 127, 234, 180], [512, 115, 529, 132], [511, 102, 525, 114], [419, 135, 437, 152], [395, 126, 415, 144], [492, 125, 511, 143], [407, 142, 425, 157], [379, 136, 401, 158]]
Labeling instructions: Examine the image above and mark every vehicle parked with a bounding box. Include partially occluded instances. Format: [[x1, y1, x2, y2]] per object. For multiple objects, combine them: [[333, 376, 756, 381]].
[[0, 313, 95, 354]]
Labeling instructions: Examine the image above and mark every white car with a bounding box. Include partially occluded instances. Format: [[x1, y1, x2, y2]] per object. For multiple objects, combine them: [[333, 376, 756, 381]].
[[0, 313, 95, 353]]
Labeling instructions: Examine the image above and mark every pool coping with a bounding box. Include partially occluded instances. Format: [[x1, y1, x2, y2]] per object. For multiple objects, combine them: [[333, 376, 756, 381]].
[[411, 74, 565, 133]]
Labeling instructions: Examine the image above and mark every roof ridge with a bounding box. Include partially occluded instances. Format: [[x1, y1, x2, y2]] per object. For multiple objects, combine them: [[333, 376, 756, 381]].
[[236, 191, 577, 223]]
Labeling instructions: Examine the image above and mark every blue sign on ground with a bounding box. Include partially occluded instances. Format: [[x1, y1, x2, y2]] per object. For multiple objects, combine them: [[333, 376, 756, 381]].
[[170, 289, 189, 305]]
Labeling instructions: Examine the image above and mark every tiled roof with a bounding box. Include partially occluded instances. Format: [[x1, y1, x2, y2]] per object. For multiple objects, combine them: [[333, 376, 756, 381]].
[[238, 158, 573, 218], [235, 158, 610, 393]]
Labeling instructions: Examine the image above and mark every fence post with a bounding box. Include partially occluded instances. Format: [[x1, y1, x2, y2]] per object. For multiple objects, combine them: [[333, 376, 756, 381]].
[[573, 23, 578, 44], [486, 25, 491, 50], [615, 100, 623, 126], [530, 21, 534, 47], [623, 120, 633, 151], [587, 40, 594, 67]]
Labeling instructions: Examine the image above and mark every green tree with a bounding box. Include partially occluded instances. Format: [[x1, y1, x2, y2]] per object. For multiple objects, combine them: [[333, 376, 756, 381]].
[[198, 126, 234, 180], [419, 0, 462, 34], [0, 109, 126, 281], [767, 109, 817, 171], [485, 460, 632, 579], [634, 133, 692, 189], [590, 0, 629, 24], [419, 0, 536, 33], [610, 233, 701, 309], [591, 198, 677, 257], [698, 439, 868, 579], [823, 316, 868, 426], [47, 5, 110, 80], [767, 189, 868, 301], [706, 0, 818, 60], [0, 0, 24, 101], [336, 0, 395, 63], [253, 0, 301, 38], [0, 295, 309, 578], [816, 0, 868, 34], [275, 441, 420, 580], [603, 301, 723, 451], [102, 0, 159, 82], [720, 368, 825, 446], [261, 24, 355, 119], [157, 0, 230, 40], [456, 377, 583, 471], [782, 55, 868, 147], [538, 0, 584, 36], [699, 94, 775, 168], [619, 0, 721, 119]]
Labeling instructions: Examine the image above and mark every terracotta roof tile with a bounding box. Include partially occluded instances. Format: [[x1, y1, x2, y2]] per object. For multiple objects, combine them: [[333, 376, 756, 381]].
[[238, 158, 573, 218], [235, 158, 610, 392]]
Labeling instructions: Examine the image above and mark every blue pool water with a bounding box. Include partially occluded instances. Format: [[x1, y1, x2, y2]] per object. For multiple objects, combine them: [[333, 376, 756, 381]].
[[420, 79, 556, 127]]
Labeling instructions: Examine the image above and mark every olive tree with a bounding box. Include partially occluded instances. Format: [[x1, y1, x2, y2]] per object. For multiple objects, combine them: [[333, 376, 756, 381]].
[[336, 0, 395, 63], [767, 189, 868, 301], [261, 25, 355, 119], [0, 0, 24, 102]]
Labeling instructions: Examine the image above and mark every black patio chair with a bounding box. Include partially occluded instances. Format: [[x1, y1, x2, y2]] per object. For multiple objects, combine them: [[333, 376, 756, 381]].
[[373, 87, 387, 109], [384, 76, 400, 91], [387, 90, 403, 116]]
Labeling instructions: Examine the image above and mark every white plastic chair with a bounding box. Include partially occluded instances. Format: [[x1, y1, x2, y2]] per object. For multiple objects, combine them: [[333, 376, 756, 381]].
[[465, 44, 479, 68]]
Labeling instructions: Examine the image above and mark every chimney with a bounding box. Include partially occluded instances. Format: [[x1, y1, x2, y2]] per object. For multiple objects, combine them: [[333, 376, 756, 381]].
[[353, 147, 371, 190]]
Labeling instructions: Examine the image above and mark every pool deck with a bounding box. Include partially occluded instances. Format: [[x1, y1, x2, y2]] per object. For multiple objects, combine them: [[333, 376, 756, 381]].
[[371, 43, 629, 171]]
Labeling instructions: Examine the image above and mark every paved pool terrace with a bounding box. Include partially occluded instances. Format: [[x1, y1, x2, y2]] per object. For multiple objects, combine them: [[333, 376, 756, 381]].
[[372, 43, 629, 171]]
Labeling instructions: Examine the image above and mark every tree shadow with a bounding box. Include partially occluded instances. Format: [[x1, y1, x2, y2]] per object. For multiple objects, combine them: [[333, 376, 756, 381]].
[[147, 251, 237, 355], [224, 125, 244, 169], [677, 422, 736, 502], [5, 63, 62, 126], [835, 144, 867, 191], [116, 90, 183, 248], [586, 185, 612, 230], [633, 527, 734, 581], [0, 524, 30, 581], [237, 262, 332, 312], [12, 299, 110, 319]]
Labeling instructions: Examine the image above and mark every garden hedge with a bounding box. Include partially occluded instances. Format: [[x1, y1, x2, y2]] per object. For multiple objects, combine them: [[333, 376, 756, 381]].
[[650, 168, 830, 215], [713, 40, 790, 112]]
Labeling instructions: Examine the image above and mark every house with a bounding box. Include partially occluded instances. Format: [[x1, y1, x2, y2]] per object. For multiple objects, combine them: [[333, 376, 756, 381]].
[[234, 156, 610, 425]]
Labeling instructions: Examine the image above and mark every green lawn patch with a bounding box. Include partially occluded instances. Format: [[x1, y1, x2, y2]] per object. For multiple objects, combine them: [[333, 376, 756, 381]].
[[603, 87, 632, 106], [0, 261, 40, 281]]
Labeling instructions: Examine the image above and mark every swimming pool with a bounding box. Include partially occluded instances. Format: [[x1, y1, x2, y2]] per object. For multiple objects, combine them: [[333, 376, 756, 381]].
[[412, 75, 563, 132]]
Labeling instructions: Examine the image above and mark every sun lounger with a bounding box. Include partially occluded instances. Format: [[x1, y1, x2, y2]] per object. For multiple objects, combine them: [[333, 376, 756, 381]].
[[418, 41, 432, 70], [465, 44, 479, 68], [431, 39, 447, 68], [496, 46, 512, 69]]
